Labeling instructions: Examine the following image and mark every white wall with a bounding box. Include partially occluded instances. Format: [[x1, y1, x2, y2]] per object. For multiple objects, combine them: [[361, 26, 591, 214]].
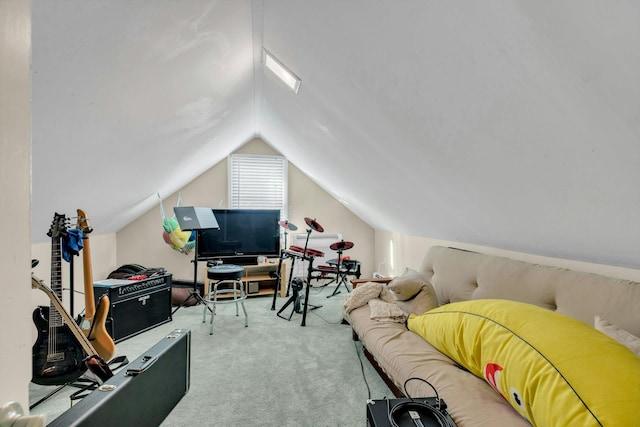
[[116, 138, 375, 283], [375, 230, 640, 282], [0, 0, 32, 411]]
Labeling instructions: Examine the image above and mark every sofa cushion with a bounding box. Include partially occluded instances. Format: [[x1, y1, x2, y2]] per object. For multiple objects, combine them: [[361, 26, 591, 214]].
[[387, 268, 432, 301], [394, 285, 439, 315], [419, 246, 640, 337], [407, 299, 640, 427], [595, 315, 640, 357]]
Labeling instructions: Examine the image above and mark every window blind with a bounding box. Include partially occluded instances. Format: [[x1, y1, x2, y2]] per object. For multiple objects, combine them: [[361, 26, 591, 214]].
[[228, 154, 288, 217]]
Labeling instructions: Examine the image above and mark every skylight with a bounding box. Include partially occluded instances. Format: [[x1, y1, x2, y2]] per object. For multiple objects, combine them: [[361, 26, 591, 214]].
[[264, 50, 301, 94]]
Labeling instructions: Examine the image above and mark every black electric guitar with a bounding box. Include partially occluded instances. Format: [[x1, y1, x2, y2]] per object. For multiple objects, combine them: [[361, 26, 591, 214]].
[[31, 273, 113, 384], [32, 213, 86, 386]]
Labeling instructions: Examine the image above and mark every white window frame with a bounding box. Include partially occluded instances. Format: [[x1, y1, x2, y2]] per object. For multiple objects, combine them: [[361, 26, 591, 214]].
[[228, 154, 288, 220]]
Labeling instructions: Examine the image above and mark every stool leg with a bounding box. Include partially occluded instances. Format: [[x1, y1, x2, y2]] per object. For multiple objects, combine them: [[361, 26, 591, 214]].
[[203, 279, 219, 323], [234, 282, 240, 317], [202, 292, 209, 323], [209, 284, 218, 335], [239, 281, 248, 327], [241, 300, 248, 327]]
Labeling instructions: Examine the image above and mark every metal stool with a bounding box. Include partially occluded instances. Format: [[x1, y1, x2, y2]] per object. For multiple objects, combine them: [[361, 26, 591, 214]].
[[203, 264, 248, 334]]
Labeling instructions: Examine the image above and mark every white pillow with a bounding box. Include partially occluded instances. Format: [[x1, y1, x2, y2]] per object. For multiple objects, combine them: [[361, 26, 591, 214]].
[[594, 315, 640, 357]]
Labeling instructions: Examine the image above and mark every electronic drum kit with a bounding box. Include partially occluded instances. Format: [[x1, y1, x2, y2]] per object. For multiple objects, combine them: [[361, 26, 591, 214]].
[[270, 217, 357, 326]]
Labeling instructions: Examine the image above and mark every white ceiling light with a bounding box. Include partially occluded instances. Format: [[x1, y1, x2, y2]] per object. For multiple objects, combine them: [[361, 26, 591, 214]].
[[264, 50, 301, 94]]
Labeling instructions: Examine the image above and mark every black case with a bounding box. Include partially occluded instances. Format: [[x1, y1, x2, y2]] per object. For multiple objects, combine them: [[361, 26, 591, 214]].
[[48, 329, 191, 427], [366, 397, 456, 427], [93, 273, 172, 342]]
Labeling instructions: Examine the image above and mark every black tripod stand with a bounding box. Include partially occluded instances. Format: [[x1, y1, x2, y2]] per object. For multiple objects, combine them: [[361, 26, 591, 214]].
[[276, 277, 304, 320], [172, 206, 219, 315], [172, 238, 211, 315], [276, 256, 322, 325]]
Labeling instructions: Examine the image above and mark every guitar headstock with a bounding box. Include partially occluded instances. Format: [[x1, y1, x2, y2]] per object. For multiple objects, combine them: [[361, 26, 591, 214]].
[[47, 212, 68, 239], [76, 209, 93, 235]]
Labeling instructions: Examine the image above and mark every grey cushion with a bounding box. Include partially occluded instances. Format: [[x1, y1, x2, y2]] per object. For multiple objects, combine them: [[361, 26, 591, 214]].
[[395, 284, 439, 315], [387, 268, 432, 301]]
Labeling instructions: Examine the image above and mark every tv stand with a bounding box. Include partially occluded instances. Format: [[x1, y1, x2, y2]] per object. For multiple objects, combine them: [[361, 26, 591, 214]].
[[203, 259, 290, 299]]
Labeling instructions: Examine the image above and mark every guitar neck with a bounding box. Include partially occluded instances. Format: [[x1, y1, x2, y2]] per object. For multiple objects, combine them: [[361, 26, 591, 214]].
[[32, 274, 97, 357], [82, 234, 95, 321], [49, 236, 64, 327], [77, 209, 96, 321]]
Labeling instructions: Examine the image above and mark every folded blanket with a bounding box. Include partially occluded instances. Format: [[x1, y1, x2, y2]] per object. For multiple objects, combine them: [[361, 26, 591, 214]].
[[368, 299, 407, 323], [342, 281, 404, 324], [342, 282, 395, 314]]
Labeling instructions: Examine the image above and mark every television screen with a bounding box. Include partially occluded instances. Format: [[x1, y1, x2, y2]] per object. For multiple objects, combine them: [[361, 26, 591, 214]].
[[196, 209, 281, 264]]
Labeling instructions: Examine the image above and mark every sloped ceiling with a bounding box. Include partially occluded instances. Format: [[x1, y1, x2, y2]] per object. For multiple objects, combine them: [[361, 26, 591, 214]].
[[32, 1, 640, 268]]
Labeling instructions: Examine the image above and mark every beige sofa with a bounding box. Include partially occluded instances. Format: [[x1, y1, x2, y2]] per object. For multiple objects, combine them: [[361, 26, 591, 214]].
[[346, 246, 640, 426]]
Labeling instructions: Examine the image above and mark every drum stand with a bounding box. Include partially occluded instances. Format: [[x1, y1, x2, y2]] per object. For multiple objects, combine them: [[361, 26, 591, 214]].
[[327, 247, 350, 298], [325, 239, 355, 298], [276, 254, 321, 326], [272, 218, 325, 325]]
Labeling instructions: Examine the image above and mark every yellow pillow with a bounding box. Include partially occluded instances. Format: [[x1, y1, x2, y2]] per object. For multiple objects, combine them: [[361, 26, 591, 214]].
[[407, 299, 640, 426]]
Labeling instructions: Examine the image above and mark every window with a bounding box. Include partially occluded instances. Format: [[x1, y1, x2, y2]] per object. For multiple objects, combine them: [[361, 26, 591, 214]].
[[228, 154, 288, 218]]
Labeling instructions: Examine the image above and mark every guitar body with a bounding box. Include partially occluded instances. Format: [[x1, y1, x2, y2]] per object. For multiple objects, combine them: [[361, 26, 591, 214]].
[[82, 295, 116, 361], [32, 305, 86, 386]]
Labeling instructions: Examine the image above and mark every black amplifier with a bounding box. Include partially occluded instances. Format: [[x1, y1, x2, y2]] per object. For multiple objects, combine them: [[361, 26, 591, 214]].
[[48, 329, 191, 427], [93, 273, 172, 342]]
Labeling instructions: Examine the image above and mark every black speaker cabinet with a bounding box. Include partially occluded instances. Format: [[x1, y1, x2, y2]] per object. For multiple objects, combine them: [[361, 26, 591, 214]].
[[93, 273, 172, 342], [48, 329, 191, 427]]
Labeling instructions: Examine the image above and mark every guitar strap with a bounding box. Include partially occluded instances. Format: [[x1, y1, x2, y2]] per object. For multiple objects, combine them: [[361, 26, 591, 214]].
[[69, 355, 130, 402], [108, 355, 129, 370]]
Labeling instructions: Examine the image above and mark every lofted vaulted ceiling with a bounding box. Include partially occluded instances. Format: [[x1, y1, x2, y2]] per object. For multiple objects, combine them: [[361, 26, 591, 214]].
[[31, 1, 640, 268]]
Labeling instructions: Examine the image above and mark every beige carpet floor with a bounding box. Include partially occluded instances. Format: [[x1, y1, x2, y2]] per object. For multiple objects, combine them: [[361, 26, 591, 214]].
[[30, 284, 392, 426]]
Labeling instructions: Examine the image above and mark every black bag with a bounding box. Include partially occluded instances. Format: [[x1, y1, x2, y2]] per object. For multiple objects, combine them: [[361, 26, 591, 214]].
[[107, 263, 166, 279]]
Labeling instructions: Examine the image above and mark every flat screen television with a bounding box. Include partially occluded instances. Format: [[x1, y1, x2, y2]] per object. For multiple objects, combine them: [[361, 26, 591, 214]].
[[196, 209, 281, 265]]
